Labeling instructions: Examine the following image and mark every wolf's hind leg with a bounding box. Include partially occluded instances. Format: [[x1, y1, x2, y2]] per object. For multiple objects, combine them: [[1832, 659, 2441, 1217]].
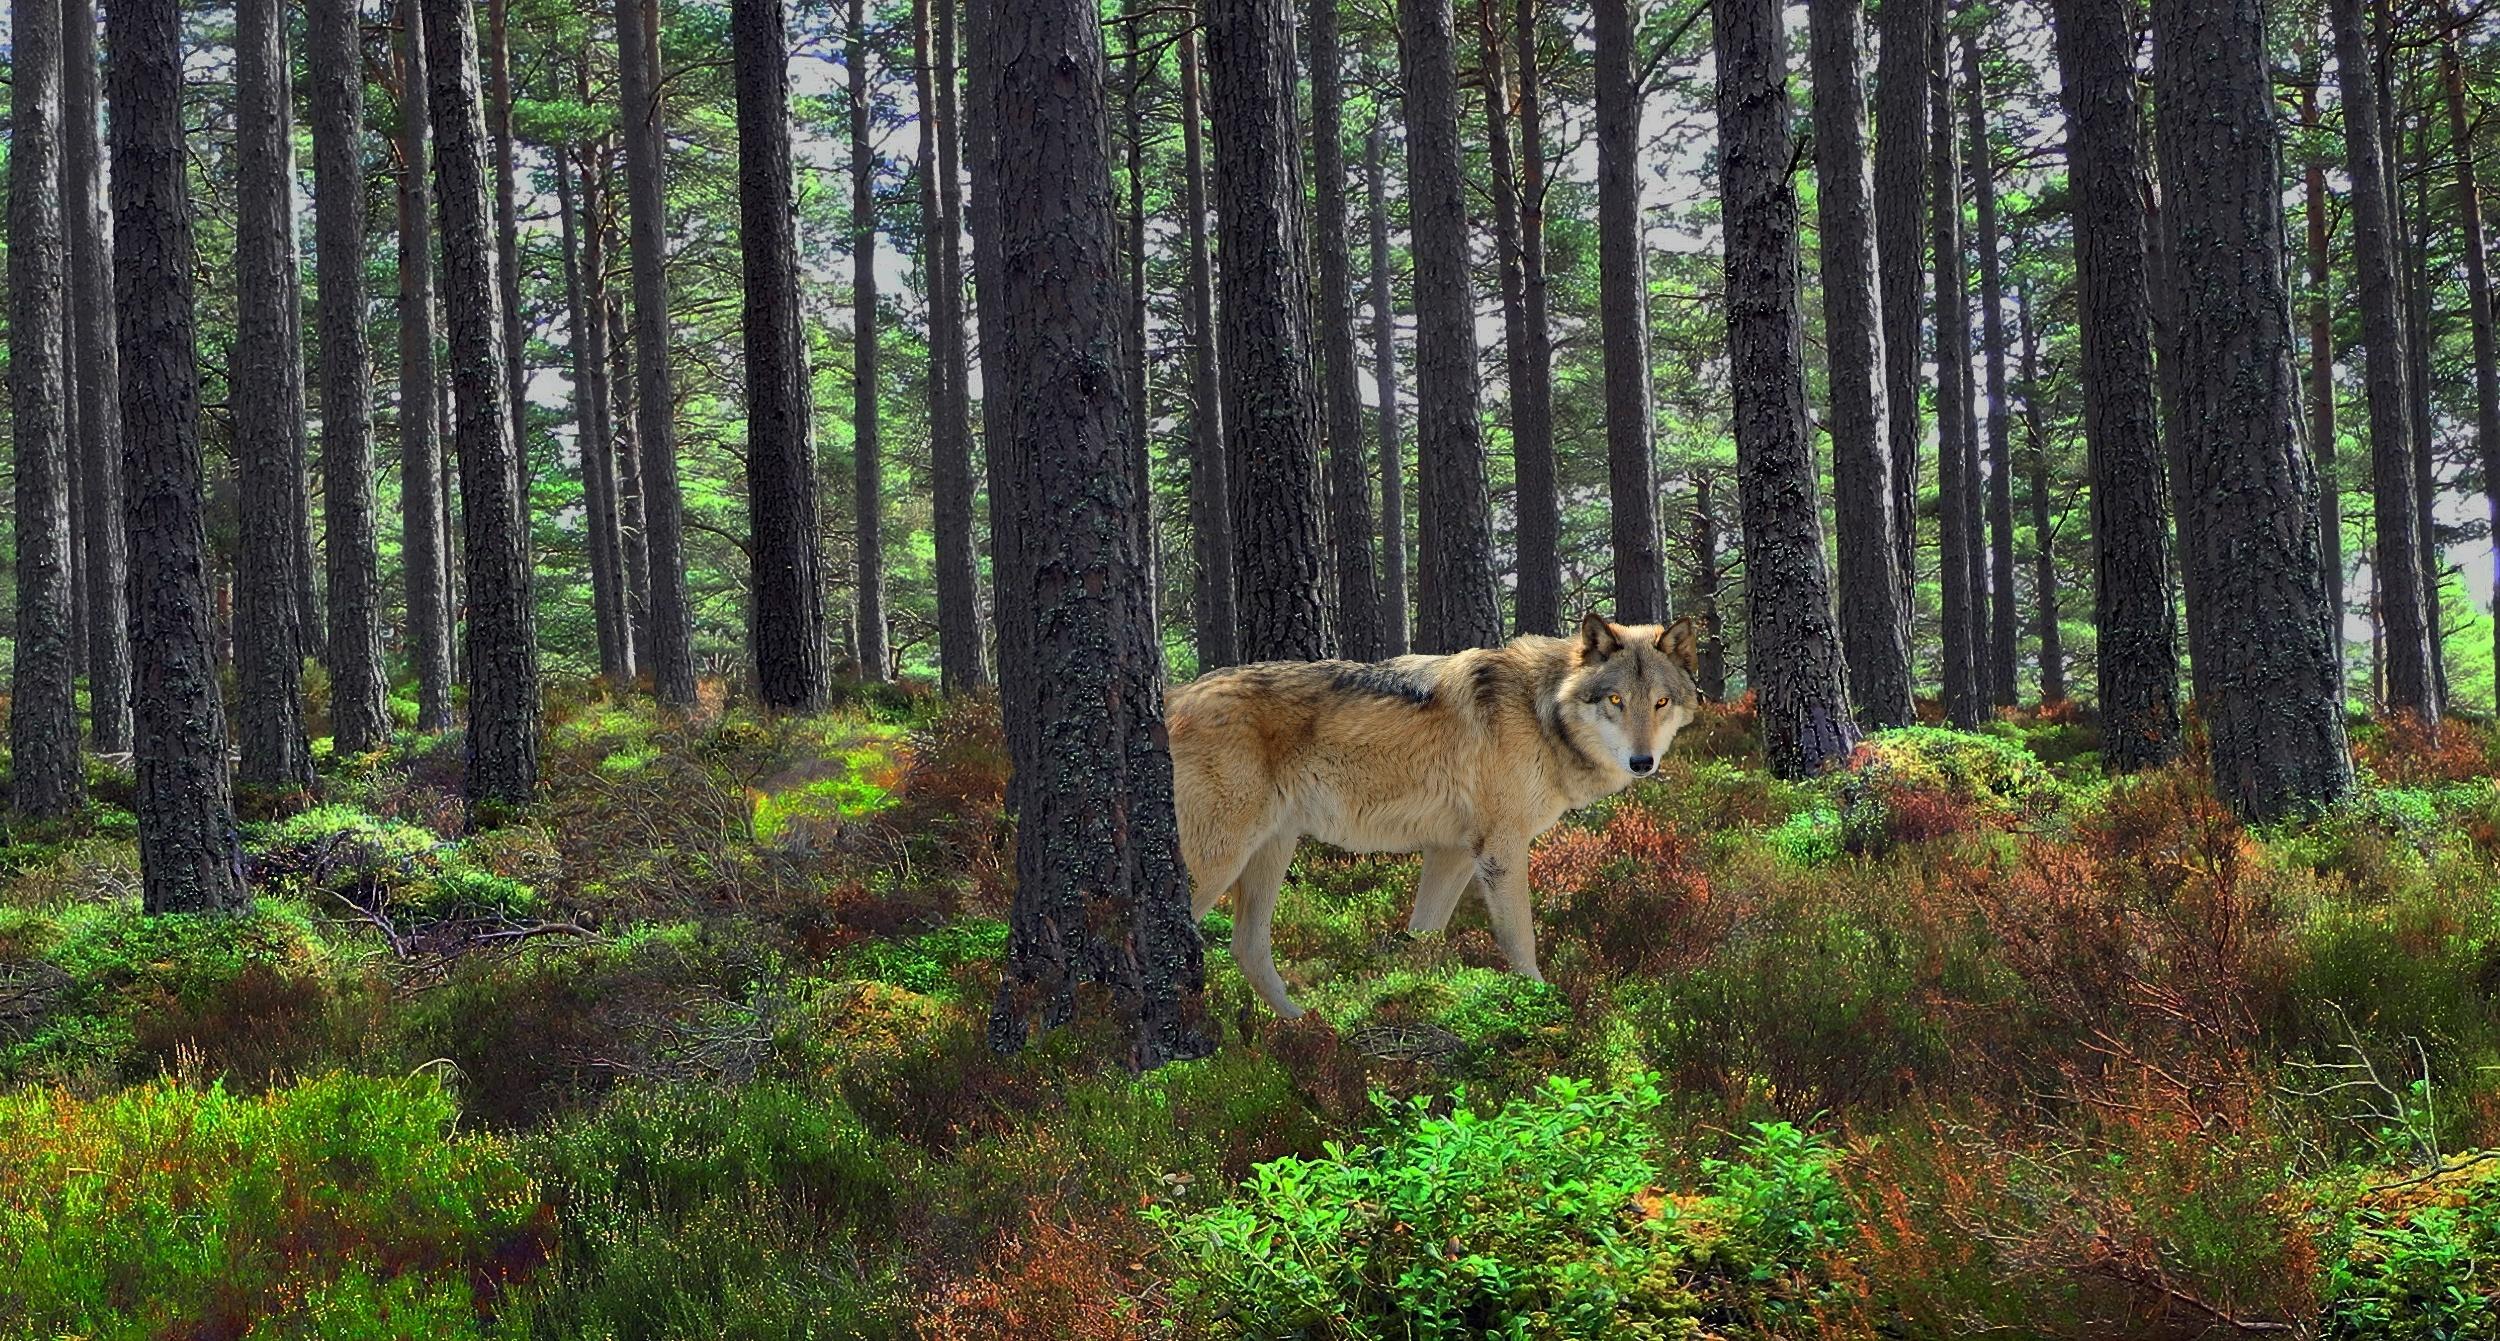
[[1230, 834, 1304, 1019], [1187, 839, 1253, 922], [1405, 848, 1478, 936]]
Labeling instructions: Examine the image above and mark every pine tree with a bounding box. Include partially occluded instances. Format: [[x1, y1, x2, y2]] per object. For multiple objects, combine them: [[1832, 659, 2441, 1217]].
[[617, 0, 698, 705], [1595, 0, 1666, 624]]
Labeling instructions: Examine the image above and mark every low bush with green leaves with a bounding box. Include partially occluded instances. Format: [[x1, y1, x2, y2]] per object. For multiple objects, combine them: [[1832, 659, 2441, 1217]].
[[2324, 1154, 2500, 1340], [1154, 1073, 1859, 1339], [0, 1072, 543, 1341]]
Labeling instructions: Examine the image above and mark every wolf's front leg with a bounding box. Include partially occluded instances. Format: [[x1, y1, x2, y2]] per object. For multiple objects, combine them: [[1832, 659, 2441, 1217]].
[[1405, 847, 1479, 936], [1476, 836, 1543, 983]]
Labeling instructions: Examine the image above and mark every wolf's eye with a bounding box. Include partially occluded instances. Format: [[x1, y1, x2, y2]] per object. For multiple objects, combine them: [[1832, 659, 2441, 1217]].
[[1606, 694, 1622, 708], [1656, 698, 1668, 712]]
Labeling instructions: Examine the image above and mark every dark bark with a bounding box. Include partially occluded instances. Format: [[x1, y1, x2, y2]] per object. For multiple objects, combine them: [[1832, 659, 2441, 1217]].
[[12, 0, 82, 817], [1875, 0, 1933, 612], [398, 0, 454, 732], [111, 0, 245, 911], [1179, 18, 1238, 670], [1717, 0, 1859, 780], [1124, 2, 1159, 651], [235, 0, 314, 793], [1688, 473, 1729, 700], [2302, 59, 2344, 689], [1315, 0, 1383, 658], [2330, 0, 2435, 724], [608, 290, 654, 646], [2150, 0, 2354, 820], [1809, 0, 1913, 728], [848, 0, 890, 682], [2403, 103, 2445, 708], [1479, 2, 1555, 636], [1595, 0, 1665, 624], [312, 0, 390, 755], [1208, 0, 1334, 662], [1965, 32, 2018, 706], [1367, 119, 1412, 658], [64, 0, 128, 753], [2052, 0, 2181, 769], [970, 0, 1211, 1070], [2449, 24, 2500, 690], [739, 0, 830, 710], [490, 0, 528, 525], [2017, 283, 2064, 701], [1402, 0, 1502, 651], [1930, 15, 1981, 728], [426, 0, 542, 814], [919, 0, 986, 691], [1513, 0, 1558, 636], [556, 143, 632, 684], [617, 0, 698, 706]]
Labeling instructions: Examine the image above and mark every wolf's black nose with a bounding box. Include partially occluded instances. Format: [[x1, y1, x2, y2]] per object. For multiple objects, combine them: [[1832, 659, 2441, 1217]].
[[1629, 755, 1655, 775]]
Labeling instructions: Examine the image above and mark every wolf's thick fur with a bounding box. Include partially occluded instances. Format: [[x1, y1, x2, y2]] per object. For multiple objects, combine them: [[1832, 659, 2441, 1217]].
[[1168, 614, 1703, 1017]]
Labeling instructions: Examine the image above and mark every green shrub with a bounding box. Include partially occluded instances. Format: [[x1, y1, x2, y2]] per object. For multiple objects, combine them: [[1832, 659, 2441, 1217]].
[[1155, 1074, 1858, 1340], [2324, 1155, 2500, 1340], [511, 1080, 902, 1338], [841, 917, 1009, 997], [0, 1073, 542, 1340]]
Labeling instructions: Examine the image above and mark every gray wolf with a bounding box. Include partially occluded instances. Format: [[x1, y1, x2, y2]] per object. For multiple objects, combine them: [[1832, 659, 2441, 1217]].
[[1166, 614, 1704, 1017]]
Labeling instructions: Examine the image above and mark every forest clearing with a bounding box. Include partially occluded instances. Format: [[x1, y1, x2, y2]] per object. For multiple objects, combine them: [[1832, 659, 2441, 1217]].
[[8, 0, 2500, 1332]]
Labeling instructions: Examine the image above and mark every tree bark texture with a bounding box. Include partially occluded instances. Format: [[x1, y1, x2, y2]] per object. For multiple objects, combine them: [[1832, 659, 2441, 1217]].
[[2017, 284, 2064, 701], [971, 0, 1212, 1070], [556, 143, 633, 684], [1479, 1, 1555, 637], [920, 0, 986, 691], [2053, 0, 2182, 768], [1718, 0, 1859, 779], [1367, 119, 1412, 658], [1809, 0, 1913, 728], [1595, 0, 1666, 624], [398, 0, 454, 732], [2302, 62, 2344, 689], [64, 0, 128, 753], [1209, 0, 1335, 662], [1315, 0, 1383, 658], [12, 0, 82, 817], [848, 0, 891, 682], [1965, 32, 2018, 706], [2151, 0, 2355, 820], [1930, 20, 1982, 727], [112, 0, 246, 911], [2447, 25, 2500, 692], [1874, 0, 1933, 613], [1180, 18, 1238, 671]]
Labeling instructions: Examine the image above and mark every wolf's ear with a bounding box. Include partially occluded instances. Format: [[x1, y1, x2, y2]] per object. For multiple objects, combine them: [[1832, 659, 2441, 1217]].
[[1657, 617, 1701, 673], [1576, 612, 1623, 662]]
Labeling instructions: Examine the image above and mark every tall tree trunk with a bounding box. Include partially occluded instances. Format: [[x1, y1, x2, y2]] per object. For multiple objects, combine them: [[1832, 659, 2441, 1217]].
[[2448, 21, 2500, 692], [556, 144, 632, 684], [1809, 0, 1913, 727], [2054, 0, 2182, 766], [1124, 1, 1159, 652], [235, 0, 313, 793], [1367, 118, 1412, 657], [2302, 52, 2344, 691], [971, 0, 1210, 1070], [1179, 17, 1237, 671], [1687, 473, 1729, 699], [1315, 0, 1382, 658], [2330, 0, 2436, 725], [12, 0, 82, 817], [312, 0, 390, 754], [1718, 0, 1858, 779], [848, 0, 890, 682], [490, 0, 528, 526], [398, 0, 454, 732], [64, 0, 128, 753], [608, 289, 654, 645], [426, 0, 541, 814], [1965, 32, 2018, 706], [112, 0, 245, 910], [1479, 1, 1554, 636], [617, 0, 698, 705], [1595, 0, 1665, 624], [1875, 0, 1933, 616], [1402, 0, 1502, 651], [2152, 0, 2354, 819], [738, 0, 830, 710], [65, 319, 87, 689], [1513, 0, 1557, 636], [2405, 106, 2447, 708], [1208, 0, 1334, 662], [918, 0, 985, 691], [2017, 282, 2064, 701], [1931, 12, 1981, 728]]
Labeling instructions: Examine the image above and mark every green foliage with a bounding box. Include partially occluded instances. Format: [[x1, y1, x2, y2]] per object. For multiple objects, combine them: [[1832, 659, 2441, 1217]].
[[511, 1081, 902, 1338], [839, 917, 1009, 997], [2324, 1157, 2500, 1340], [1156, 1075, 1857, 1339], [0, 1073, 540, 1341]]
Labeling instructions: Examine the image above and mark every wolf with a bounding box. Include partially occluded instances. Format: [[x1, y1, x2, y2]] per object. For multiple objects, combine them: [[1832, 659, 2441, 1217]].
[[1166, 613, 1704, 1018]]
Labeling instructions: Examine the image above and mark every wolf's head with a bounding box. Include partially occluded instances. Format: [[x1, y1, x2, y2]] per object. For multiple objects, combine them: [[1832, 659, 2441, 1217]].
[[1555, 613, 1703, 780]]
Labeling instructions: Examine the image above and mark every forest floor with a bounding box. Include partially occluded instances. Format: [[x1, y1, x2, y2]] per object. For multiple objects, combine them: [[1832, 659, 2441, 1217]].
[[3, 683, 2499, 1337]]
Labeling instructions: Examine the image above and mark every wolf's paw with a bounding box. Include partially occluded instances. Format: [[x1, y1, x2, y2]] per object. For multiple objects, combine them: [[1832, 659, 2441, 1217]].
[[1372, 928, 1423, 956]]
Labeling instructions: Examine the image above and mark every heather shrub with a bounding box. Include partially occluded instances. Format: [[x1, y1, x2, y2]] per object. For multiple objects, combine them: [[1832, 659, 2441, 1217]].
[[0, 1073, 543, 1340], [1838, 727, 2057, 856], [1532, 803, 1720, 975]]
